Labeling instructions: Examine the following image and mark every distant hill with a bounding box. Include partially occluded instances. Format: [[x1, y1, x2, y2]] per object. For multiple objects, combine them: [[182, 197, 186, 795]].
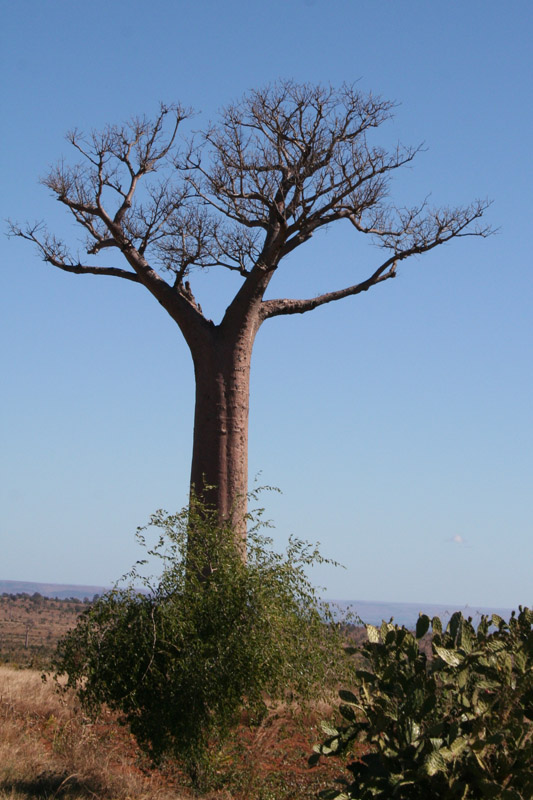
[[0, 580, 515, 627], [0, 579, 109, 601]]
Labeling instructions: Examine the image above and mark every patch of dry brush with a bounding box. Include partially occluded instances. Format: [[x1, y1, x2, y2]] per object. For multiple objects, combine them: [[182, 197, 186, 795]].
[[0, 666, 345, 800], [0, 666, 186, 800]]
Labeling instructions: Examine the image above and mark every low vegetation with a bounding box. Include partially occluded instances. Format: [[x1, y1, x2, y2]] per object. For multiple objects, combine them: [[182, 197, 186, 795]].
[[4, 504, 532, 799], [314, 609, 533, 799], [0, 663, 350, 800], [51, 496, 354, 791]]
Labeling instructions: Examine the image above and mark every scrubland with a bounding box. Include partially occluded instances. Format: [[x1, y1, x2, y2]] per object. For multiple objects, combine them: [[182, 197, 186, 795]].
[[4, 592, 532, 799], [0, 594, 86, 668], [0, 543, 353, 800], [0, 664, 344, 800]]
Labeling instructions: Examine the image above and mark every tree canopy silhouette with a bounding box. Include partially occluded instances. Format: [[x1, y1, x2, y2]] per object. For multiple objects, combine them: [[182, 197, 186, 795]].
[[10, 81, 491, 554]]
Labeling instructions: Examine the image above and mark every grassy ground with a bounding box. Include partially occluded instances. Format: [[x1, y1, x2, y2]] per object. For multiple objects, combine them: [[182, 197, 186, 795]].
[[0, 665, 183, 799], [0, 665, 353, 800]]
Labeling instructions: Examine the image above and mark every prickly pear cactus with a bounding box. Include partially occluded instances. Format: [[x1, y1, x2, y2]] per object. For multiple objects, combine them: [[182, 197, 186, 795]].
[[312, 608, 533, 799]]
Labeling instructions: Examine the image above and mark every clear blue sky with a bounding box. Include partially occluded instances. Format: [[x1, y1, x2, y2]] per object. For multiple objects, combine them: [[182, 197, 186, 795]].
[[1, 0, 532, 610]]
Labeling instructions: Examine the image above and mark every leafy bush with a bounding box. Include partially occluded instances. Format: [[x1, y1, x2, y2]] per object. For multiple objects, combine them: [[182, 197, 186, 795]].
[[313, 609, 533, 799], [52, 495, 349, 787]]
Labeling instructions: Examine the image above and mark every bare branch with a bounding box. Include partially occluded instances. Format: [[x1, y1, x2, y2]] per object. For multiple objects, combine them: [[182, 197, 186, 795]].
[[40, 104, 194, 261], [260, 268, 397, 320], [189, 82, 398, 231], [260, 198, 493, 321], [11, 82, 493, 331], [8, 221, 142, 282]]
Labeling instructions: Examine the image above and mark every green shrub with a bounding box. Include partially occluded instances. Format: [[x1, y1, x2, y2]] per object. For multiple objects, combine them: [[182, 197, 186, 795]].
[[313, 609, 533, 799], [51, 494, 349, 787]]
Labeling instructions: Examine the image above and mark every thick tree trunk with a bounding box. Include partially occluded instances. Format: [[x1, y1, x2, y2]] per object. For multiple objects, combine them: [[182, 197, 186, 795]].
[[188, 324, 256, 558]]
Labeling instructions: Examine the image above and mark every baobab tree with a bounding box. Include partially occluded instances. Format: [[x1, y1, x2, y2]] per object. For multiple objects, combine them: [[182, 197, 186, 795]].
[[10, 82, 491, 555]]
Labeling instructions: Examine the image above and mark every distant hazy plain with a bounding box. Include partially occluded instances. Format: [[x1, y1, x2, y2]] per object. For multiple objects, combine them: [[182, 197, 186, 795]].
[[1, 579, 514, 630]]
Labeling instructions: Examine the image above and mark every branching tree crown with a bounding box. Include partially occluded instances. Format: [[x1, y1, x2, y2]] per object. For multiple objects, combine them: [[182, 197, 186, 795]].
[[10, 81, 492, 551]]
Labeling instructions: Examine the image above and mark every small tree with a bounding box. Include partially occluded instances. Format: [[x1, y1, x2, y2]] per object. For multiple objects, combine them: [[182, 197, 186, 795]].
[[10, 81, 491, 552]]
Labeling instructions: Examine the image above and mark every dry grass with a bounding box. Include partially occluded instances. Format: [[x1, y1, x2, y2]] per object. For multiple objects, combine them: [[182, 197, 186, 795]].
[[0, 666, 352, 800], [0, 666, 190, 800]]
